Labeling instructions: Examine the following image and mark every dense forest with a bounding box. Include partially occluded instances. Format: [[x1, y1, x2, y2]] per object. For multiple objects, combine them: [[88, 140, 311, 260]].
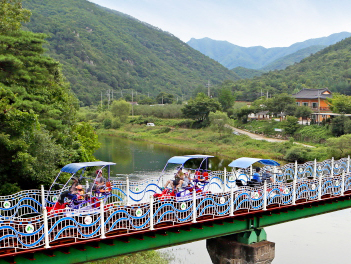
[[0, 0, 99, 194], [229, 36, 351, 101], [22, 0, 239, 106]]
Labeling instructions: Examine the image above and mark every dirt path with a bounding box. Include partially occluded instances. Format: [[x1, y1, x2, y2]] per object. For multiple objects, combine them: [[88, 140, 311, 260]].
[[226, 125, 315, 148]]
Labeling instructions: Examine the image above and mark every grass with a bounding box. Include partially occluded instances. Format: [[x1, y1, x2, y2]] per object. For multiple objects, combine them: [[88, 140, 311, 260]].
[[97, 124, 286, 161]]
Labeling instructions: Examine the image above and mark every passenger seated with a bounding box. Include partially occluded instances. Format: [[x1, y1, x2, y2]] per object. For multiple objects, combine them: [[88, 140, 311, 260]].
[[164, 171, 181, 190], [76, 185, 85, 200], [94, 169, 106, 192], [252, 167, 262, 183], [58, 177, 79, 204]]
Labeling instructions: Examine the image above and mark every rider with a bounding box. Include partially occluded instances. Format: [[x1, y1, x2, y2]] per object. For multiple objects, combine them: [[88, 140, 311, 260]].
[[58, 177, 79, 204], [252, 167, 262, 182], [94, 169, 106, 192]]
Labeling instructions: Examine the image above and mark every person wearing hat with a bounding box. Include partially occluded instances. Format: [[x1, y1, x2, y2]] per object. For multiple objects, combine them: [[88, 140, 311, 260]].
[[58, 176, 79, 204]]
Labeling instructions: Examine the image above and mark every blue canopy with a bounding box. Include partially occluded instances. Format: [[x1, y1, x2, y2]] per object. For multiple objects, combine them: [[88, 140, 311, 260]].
[[228, 157, 280, 169], [60, 161, 116, 174], [166, 155, 214, 165]]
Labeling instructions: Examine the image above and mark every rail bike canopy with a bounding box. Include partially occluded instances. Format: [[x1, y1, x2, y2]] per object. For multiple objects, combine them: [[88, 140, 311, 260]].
[[228, 157, 280, 169], [60, 161, 116, 174], [166, 155, 214, 166]]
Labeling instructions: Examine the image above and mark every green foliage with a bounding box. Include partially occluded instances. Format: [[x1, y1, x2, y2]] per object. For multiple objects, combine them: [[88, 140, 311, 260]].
[[134, 104, 182, 118], [284, 146, 310, 162], [326, 134, 351, 158], [294, 125, 332, 143], [111, 117, 122, 129], [266, 93, 297, 116], [23, 0, 238, 106], [111, 100, 131, 123], [327, 93, 351, 114], [330, 115, 351, 136], [85, 250, 169, 264], [218, 86, 235, 111], [0, 1, 100, 193], [181, 93, 221, 126], [294, 106, 313, 123], [156, 92, 174, 104], [209, 111, 230, 135], [281, 116, 300, 136], [227, 35, 351, 101], [234, 106, 252, 123]]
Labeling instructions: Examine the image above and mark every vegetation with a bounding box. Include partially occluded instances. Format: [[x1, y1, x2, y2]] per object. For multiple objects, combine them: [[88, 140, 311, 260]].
[[85, 250, 170, 264], [22, 0, 239, 106], [0, 0, 99, 194]]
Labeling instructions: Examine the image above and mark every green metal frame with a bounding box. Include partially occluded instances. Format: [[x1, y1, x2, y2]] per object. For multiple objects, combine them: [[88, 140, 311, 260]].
[[2, 196, 351, 264]]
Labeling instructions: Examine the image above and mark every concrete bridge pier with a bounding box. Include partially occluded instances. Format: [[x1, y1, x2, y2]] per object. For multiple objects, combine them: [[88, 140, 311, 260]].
[[206, 229, 275, 264]]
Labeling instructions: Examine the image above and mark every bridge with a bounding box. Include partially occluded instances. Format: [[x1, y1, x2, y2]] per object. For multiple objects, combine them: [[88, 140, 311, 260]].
[[0, 156, 350, 263]]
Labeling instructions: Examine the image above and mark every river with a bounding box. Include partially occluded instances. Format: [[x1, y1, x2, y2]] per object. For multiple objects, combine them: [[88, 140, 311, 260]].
[[94, 135, 350, 264]]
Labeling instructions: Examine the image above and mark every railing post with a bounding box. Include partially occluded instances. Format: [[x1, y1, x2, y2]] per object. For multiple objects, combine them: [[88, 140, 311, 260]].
[[41, 185, 50, 249], [263, 180, 267, 211], [230, 184, 234, 216], [100, 199, 106, 239], [224, 167, 227, 192], [313, 159, 317, 180], [126, 176, 130, 206], [318, 171, 322, 200], [292, 161, 297, 205], [347, 155, 350, 174], [250, 165, 253, 177], [331, 157, 334, 177], [86, 180, 89, 191], [341, 171, 345, 196], [192, 189, 197, 223], [149, 195, 154, 230]]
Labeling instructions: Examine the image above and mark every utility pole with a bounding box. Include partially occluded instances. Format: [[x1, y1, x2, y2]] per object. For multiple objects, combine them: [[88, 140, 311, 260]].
[[132, 90, 134, 116], [266, 90, 269, 99], [207, 80, 211, 97], [106, 89, 111, 109]]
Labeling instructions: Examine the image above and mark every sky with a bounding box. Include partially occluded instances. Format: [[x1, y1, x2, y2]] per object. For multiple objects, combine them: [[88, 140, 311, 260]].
[[88, 0, 351, 48]]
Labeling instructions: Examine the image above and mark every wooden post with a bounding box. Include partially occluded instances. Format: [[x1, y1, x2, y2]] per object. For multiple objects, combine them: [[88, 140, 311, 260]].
[[292, 161, 297, 205], [341, 171, 345, 196], [100, 199, 106, 239], [41, 185, 50, 249], [192, 189, 197, 223], [224, 167, 227, 192], [313, 159, 317, 180], [263, 181, 267, 211], [230, 184, 234, 216], [318, 171, 322, 200], [331, 157, 334, 177], [126, 177, 130, 206], [149, 195, 154, 230]]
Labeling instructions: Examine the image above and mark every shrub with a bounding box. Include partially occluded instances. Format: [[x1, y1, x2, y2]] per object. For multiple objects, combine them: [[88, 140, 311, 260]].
[[103, 118, 112, 129], [111, 117, 122, 129], [284, 146, 309, 162]]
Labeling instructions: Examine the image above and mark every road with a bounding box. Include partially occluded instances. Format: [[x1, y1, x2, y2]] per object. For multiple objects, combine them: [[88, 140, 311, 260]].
[[226, 125, 315, 148]]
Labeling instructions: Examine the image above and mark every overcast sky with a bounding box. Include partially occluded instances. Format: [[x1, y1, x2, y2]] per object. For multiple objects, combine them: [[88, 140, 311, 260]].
[[88, 0, 351, 48]]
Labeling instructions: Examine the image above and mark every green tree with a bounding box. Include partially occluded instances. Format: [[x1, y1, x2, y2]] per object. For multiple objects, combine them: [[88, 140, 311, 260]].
[[327, 93, 351, 114], [266, 93, 297, 116], [281, 116, 300, 136], [326, 134, 351, 158], [330, 115, 351, 137], [218, 87, 235, 112], [295, 106, 313, 125], [0, 1, 100, 193], [181, 93, 221, 126], [111, 99, 131, 123], [209, 111, 230, 136], [234, 106, 253, 123], [156, 92, 174, 104]]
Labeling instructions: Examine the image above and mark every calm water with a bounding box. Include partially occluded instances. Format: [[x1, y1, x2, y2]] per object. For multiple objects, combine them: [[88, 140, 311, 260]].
[[94, 135, 351, 264]]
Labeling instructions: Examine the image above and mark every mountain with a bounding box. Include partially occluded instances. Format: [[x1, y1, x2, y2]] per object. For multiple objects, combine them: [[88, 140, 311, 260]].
[[23, 0, 239, 106], [231, 36, 351, 101], [231, 67, 264, 79], [260, 45, 326, 71], [187, 32, 351, 70]]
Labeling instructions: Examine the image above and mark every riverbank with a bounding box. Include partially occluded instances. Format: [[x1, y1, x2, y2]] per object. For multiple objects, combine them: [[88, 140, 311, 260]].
[[97, 124, 293, 161]]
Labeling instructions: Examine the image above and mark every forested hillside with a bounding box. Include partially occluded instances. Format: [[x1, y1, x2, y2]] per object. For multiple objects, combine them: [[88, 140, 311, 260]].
[[187, 32, 351, 70], [231, 36, 351, 101], [0, 0, 99, 194], [23, 0, 239, 106]]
